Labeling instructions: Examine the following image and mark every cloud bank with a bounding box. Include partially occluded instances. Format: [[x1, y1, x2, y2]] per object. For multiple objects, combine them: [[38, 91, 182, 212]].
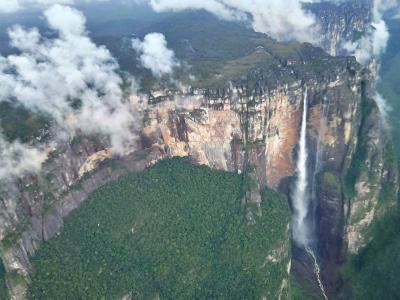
[[374, 92, 392, 122], [1, 0, 398, 181], [0, 4, 140, 180], [343, 0, 398, 64], [148, 0, 319, 42], [147, 0, 400, 55], [0, 0, 21, 13], [0, 136, 48, 181], [3, 0, 398, 49], [0, 0, 77, 13], [132, 32, 180, 77]]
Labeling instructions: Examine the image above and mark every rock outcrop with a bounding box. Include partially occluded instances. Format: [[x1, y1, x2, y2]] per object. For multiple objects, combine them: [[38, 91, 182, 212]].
[[0, 3, 398, 298], [306, 0, 372, 57]]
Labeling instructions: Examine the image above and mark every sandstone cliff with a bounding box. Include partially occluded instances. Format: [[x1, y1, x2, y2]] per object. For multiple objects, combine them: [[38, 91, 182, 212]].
[[0, 4, 398, 297], [306, 0, 372, 57]]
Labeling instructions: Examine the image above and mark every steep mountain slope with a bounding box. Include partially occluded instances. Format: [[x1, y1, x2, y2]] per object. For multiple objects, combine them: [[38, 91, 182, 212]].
[[338, 16, 400, 300], [305, 0, 371, 56], [378, 18, 400, 152], [27, 159, 291, 300], [0, 8, 398, 300]]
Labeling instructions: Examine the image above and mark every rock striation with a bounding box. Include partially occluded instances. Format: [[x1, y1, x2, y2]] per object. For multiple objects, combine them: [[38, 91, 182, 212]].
[[0, 2, 398, 297]]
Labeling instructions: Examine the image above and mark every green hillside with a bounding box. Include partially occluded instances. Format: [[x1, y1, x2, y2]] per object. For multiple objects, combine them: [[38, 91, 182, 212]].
[[27, 158, 290, 300], [342, 18, 400, 299]]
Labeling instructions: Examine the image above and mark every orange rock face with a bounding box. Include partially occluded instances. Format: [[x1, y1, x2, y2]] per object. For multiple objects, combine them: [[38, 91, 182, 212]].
[[139, 81, 361, 194], [141, 87, 306, 190], [264, 93, 299, 188]]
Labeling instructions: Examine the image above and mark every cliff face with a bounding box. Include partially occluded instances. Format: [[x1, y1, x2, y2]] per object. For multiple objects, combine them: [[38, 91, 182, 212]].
[[142, 65, 398, 297], [1, 51, 395, 298], [0, 6, 398, 298], [144, 78, 359, 192], [344, 99, 394, 253], [306, 0, 372, 57]]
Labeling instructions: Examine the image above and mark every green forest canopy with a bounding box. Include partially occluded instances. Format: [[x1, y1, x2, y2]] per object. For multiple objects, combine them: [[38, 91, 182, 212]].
[[28, 158, 290, 300]]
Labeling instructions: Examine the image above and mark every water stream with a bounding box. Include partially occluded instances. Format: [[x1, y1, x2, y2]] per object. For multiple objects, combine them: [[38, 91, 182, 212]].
[[292, 88, 328, 300], [306, 246, 328, 300], [292, 87, 310, 246]]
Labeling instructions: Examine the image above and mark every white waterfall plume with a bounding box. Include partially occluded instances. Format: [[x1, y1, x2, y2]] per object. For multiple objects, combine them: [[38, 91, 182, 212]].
[[292, 88, 310, 247], [292, 88, 329, 300]]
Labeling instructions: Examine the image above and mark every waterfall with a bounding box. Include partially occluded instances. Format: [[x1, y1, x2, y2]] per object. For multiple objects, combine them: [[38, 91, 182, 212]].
[[292, 88, 310, 246], [306, 247, 328, 300], [292, 88, 328, 300]]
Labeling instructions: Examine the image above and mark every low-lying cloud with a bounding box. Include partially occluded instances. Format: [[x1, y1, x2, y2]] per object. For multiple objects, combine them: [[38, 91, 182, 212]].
[[0, 4, 140, 180], [147, 0, 399, 58], [0, 0, 21, 13], [0, 0, 77, 13], [132, 32, 180, 77], [374, 92, 392, 122], [343, 0, 398, 64], [0, 135, 48, 181], [1, 0, 399, 181], [148, 0, 319, 42], [3, 0, 398, 50]]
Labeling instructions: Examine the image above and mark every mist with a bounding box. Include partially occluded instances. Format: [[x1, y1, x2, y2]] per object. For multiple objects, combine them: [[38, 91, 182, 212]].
[[0, 135, 49, 180], [132, 32, 180, 77], [0, 0, 399, 181], [148, 0, 319, 42], [292, 88, 311, 247], [342, 0, 398, 64], [0, 0, 100, 13], [0, 4, 144, 180]]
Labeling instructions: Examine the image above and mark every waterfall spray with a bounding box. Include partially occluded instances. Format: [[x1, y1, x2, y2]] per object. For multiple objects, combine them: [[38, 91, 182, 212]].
[[292, 88, 310, 246], [292, 88, 328, 300]]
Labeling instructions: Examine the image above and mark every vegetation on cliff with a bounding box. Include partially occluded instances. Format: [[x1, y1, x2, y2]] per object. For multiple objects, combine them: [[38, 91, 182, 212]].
[[27, 158, 290, 299], [94, 10, 358, 91], [0, 102, 50, 143], [342, 93, 400, 299], [344, 205, 400, 299]]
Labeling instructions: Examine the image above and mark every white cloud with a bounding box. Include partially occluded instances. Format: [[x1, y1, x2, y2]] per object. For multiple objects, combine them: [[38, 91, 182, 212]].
[[375, 92, 392, 121], [373, 0, 399, 19], [0, 135, 48, 181], [342, 0, 398, 64], [148, 0, 246, 21], [0, 4, 140, 161], [148, 0, 318, 42], [371, 0, 398, 57], [0, 0, 100, 13], [132, 32, 180, 77], [343, 36, 373, 65], [44, 3, 86, 35], [0, 0, 21, 13], [146, 0, 400, 48], [372, 19, 390, 57], [3, 0, 397, 48]]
